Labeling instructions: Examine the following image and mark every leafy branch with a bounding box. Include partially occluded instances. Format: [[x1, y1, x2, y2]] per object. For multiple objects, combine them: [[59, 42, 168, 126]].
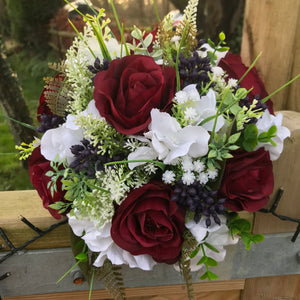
[[227, 213, 264, 250]]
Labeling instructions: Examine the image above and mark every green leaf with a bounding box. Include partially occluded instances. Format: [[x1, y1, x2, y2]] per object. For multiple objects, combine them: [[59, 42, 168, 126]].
[[206, 257, 218, 267], [196, 256, 208, 265], [235, 88, 249, 100], [75, 252, 88, 262], [253, 234, 265, 243], [207, 271, 219, 280], [200, 272, 208, 280], [208, 149, 217, 158], [217, 46, 230, 52], [204, 242, 220, 253], [227, 145, 239, 151], [268, 125, 277, 136], [222, 152, 233, 159], [190, 247, 200, 259], [242, 124, 258, 152], [46, 171, 54, 177], [143, 33, 153, 48], [48, 202, 66, 210], [207, 38, 215, 48], [231, 219, 251, 233], [228, 132, 241, 144]]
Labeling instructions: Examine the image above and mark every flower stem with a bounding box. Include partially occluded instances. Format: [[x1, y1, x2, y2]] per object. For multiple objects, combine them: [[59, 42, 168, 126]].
[[152, 0, 161, 23], [261, 73, 300, 103], [237, 52, 262, 85]]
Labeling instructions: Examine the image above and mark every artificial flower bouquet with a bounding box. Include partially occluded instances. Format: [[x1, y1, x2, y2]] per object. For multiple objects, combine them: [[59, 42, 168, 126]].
[[20, 0, 292, 298]]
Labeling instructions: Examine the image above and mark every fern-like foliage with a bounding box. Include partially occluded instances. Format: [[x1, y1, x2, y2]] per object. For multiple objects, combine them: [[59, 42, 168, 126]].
[[175, 0, 199, 54], [179, 230, 198, 300], [43, 74, 70, 117], [48, 61, 66, 73], [94, 259, 126, 300]]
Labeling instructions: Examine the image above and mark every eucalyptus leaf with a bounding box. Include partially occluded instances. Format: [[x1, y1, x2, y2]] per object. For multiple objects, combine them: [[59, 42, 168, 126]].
[[204, 242, 220, 253], [143, 33, 153, 48], [206, 257, 218, 267], [207, 271, 219, 280], [228, 132, 241, 144], [196, 256, 208, 265]]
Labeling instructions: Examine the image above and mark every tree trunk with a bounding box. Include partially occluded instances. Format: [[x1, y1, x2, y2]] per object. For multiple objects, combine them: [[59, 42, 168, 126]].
[[0, 44, 35, 149]]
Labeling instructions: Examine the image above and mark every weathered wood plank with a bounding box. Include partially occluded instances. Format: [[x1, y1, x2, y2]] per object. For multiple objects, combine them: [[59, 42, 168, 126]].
[[253, 111, 300, 234], [241, 0, 300, 112], [241, 275, 300, 300], [0, 190, 70, 250], [2, 279, 245, 300]]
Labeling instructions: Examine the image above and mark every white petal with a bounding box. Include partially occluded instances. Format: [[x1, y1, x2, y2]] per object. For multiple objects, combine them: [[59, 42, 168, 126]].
[[41, 124, 84, 164], [128, 146, 157, 169]]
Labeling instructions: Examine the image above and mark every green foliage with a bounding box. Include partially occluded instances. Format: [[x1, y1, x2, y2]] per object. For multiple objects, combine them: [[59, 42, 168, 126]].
[[15, 140, 36, 160], [207, 32, 230, 66], [76, 115, 127, 157], [240, 123, 277, 152], [203, 132, 240, 170], [192, 243, 219, 281], [228, 213, 265, 250]]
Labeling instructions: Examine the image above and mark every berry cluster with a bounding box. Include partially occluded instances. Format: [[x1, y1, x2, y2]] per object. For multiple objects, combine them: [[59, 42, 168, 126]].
[[36, 114, 65, 133], [171, 180, 226, 227], [70, 139, 124, 177], [88, 57, 110, 75], [177, 50, 212, 89]]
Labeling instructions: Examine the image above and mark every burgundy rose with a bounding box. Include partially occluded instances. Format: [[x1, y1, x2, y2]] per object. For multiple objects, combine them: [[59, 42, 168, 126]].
[[28, 146, 67, 219], [219, 148, 274, 212], [37, 73, 65, 122], [111, 181, 185, 264], [93, 55, 176, 135], [218, 52, 274, 114]]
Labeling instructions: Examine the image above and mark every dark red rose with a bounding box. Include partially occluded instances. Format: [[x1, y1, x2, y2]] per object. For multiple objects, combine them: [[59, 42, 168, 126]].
[[93, 55, 176, 135], [111, 181, 185, 264], [28, 146, 67, 219], [37, 73, 65, 122], [219, 148, 274, 212], [218, 52, 274, 114]]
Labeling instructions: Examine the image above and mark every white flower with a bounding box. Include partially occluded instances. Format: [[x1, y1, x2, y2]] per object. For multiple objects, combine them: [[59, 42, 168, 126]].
[[146, 109, 210, 164], [197, 43, 228, 65], [181, 85, 225, 132], [40, 115, 84, 164], [198, 172, 209, 184], [182, 171, 195, 185], [227, 78, 238, 88], [175, 90, 188, 104], [211, 66, 225, 77], [193, 160, 205, 173], [207, 168, 218, 179], [183, 216, 238, 272], [184, 107, 197, 121], [79, 36, 121, 66], [127, 146, 157, 169], [162, 170, 176, 184], [68, 214, 156, 271], [181, 156, 194, 171], [82, 99, 102, 119], [255, 110, 290, 160]]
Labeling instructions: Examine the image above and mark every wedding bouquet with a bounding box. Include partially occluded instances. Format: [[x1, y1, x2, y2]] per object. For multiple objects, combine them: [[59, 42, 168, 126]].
[[20, 0, 291, 298]]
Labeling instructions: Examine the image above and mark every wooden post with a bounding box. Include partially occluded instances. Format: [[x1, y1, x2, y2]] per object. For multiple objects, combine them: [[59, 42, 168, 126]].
[[241, 0, 300, 112]]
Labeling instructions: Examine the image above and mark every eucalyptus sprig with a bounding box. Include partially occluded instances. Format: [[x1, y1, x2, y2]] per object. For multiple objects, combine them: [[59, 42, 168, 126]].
[[190, 242, 219, 281], [204, 131, 240, 171], [227, 212, 264, 250]]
